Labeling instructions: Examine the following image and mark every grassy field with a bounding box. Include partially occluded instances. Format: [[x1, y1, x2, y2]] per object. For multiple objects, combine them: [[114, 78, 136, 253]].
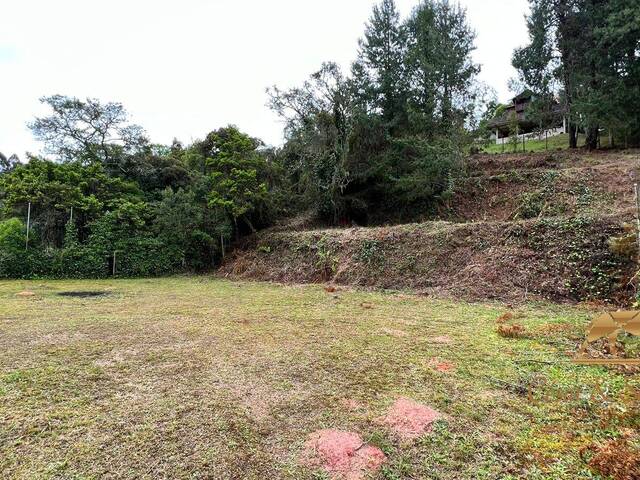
[[1, 277, 638, 479]]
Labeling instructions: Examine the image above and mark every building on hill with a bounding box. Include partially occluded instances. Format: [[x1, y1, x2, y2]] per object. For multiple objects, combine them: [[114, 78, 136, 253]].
[[488, 90, 566, 145]]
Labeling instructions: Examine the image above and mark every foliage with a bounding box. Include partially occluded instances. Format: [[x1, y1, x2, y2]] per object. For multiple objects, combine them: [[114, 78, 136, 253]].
[[1, 98, 281, 278], [514, 0, 640, 149], [404, 0, 480, 136], [28, 95, 148, 165], [351, 0, 408, 131], [268, 0, 478, 224]]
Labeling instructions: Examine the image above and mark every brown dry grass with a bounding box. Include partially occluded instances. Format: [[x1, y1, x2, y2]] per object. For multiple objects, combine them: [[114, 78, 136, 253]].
[[497, 323, 526, 338]]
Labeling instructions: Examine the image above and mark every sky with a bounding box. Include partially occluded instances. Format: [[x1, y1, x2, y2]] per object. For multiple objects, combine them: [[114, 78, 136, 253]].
[[0, 0, 530, 159]]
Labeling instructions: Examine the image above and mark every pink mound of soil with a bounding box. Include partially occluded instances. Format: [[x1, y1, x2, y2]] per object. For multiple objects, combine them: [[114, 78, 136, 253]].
[[428, 357, 455, 373], [381, 398, 441, 440], [15, 291, 35, 297], [301, 429, 386, 480]]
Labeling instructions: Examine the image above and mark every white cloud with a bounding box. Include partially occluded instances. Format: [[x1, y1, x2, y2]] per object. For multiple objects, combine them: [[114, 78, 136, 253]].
[[0, 0, 529, 159]]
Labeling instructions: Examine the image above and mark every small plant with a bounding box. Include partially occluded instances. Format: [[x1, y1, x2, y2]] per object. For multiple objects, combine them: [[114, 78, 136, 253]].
[[357, 239, 383, 265], [257, 244, 272, 254], [314, 236, 337, 281], [608, 224, 637, 259], [517, 191, 546, 219]]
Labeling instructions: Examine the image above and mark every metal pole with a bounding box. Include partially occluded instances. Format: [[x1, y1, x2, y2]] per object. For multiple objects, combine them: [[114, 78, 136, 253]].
[[70, 206, 73, 223], [221, 234, 225, 259], [25, 202, 31, 250], [113, 251, 116, 276]]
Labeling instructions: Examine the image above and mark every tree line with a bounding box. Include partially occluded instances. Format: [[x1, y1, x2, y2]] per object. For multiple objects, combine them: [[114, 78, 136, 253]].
[[1, 0, 638, 278]]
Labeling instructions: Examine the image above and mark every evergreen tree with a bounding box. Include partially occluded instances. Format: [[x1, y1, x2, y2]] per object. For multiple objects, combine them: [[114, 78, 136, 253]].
[[352, 0, 408, 132], [404, 0, 479, 137]]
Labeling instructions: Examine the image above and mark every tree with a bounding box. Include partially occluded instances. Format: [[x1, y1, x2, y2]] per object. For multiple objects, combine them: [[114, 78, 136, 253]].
[[268, 63, 354, 223], [405, 0, 480, 137], [515, 0, 640, 149], [0, 157, 141, 247], [0, 152, 19, 173], [352, 0, 408, 132], [153, 187, 221, 270], [28, 95, 147, 166], [194, 126, 270, 235], [589, 0, 640, 147]]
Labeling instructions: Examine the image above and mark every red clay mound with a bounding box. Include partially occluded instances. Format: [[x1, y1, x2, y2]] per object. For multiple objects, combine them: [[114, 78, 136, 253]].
[[381, 398, 441, 440], [301, 429, 386, 480], [428, 357, 455, 373]]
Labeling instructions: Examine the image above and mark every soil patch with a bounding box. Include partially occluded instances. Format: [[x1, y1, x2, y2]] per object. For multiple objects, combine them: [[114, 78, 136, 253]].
[[429, 335, 453, 344], [381, 398, 441, 440], [428, 358, 456, 373], [301, 429, 386, 480], [15, 291, 35, 297]]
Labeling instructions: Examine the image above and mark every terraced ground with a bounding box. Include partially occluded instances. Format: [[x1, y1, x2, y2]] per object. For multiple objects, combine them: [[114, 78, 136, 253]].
[[1, 278, 639, 479], [223, 150, 639, 304]]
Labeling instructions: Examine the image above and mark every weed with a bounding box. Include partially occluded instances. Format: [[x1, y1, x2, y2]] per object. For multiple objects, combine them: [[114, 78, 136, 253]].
[[357, 239, 383, 266], [257, 244, 272, 254]]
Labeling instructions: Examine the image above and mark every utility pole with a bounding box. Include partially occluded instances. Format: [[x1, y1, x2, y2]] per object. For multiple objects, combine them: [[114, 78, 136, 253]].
[[25, 202, 31, 250]]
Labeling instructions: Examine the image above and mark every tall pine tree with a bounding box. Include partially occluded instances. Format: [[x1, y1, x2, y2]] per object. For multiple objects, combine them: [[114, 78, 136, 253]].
[[352, 0, 408, 133], [404, 0, 479, 137]]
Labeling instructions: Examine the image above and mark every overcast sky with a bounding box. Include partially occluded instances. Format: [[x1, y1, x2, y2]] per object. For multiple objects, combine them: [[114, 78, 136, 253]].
[[1, 0, 530, 159]]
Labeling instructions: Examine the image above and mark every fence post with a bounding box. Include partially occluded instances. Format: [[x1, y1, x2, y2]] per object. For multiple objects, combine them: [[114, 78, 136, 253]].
[[25, 202, 31, 250], [113, 251, 117, 276]]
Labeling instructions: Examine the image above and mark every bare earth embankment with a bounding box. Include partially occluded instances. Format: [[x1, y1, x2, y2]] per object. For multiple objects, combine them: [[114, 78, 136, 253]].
[[222, 150, 640, 304]]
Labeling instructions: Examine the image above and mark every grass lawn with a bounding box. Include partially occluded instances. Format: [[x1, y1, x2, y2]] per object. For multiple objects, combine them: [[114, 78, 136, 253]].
[[478, 133, 611, 154], [1, 277, 638, 479]]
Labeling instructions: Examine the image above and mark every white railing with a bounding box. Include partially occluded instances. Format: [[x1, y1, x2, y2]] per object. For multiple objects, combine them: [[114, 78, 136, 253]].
[[494, 126, 565, 145]]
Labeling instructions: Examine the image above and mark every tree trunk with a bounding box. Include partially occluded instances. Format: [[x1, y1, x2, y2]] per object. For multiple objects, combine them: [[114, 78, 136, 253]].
[[568, 122, 577, 148], [585, 126, 599, 150], [243, 217, 257, 234]]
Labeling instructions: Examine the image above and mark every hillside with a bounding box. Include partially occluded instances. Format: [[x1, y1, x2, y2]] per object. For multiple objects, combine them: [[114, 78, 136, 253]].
[[220, 150, 640, 303]]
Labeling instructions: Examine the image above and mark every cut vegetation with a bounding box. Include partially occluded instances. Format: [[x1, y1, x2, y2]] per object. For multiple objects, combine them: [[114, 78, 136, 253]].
[[223, 150, 639, 304]]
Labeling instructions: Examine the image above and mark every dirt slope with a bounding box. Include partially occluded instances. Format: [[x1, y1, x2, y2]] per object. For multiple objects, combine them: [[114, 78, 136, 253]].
[[221, 150, 639, 303]]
